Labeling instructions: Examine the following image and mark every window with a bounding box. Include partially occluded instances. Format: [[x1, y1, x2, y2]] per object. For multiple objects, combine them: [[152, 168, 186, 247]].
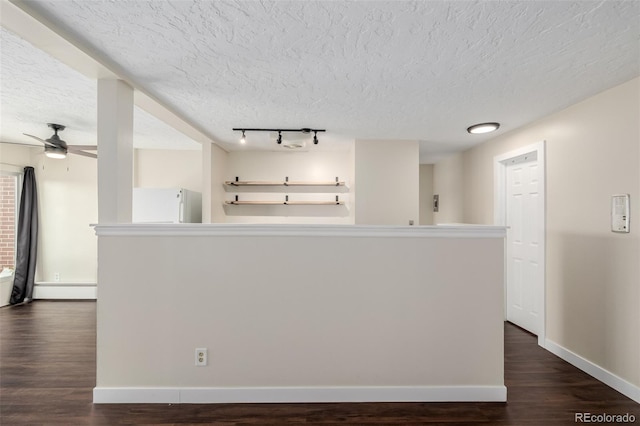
[[0, 171, 20, 271]]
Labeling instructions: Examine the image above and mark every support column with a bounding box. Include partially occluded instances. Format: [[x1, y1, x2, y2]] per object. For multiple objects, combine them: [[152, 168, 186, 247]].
[[201, 142, 212, 223], [97, 79, 134, 223]]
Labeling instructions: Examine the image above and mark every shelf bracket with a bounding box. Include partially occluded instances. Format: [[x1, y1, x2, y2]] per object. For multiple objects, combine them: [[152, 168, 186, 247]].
[[285, 176, 289, 186], [285, 195, 289, 205]]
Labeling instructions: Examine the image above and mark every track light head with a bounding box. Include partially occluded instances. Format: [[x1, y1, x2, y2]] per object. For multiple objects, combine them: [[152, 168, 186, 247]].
[[313, 131, 318, 145], [277, 131, 282, 144], [240, 130, 246, 144]]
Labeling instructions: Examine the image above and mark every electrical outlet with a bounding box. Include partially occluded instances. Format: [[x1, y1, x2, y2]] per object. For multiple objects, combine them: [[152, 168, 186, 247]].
[[54, 272, 60, 282], [195, 348, 207, 366]]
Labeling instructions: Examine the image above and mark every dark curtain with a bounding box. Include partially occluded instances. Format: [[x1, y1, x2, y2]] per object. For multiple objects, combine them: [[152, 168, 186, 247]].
[[10, 167, 38, 305]]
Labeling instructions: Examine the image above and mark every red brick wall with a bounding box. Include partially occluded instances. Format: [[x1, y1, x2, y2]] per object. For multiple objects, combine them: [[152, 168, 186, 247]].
[[0, 175, 17, 269]]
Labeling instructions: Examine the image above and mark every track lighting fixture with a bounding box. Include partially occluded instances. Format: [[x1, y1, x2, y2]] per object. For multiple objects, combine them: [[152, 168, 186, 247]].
[[232, 128, 326, 146]]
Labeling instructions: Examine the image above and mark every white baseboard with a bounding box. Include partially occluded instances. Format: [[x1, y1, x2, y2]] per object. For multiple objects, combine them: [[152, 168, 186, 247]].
[[93, 385, 507, 404], [544, 339, 640, 404], [33, 282, 97, 300]]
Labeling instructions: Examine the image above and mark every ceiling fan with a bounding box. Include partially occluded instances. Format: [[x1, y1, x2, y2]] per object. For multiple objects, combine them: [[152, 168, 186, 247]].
[[1, 123, 97, 159]]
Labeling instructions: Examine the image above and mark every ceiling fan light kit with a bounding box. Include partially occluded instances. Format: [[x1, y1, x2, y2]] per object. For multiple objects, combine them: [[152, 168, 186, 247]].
[[6, 123, 99, 159], [45, 145, 67, 159]]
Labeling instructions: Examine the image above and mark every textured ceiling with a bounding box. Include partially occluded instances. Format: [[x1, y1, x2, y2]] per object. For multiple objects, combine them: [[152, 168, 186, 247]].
[[0, 27, 200, 151], [5, 0, 640, 162]]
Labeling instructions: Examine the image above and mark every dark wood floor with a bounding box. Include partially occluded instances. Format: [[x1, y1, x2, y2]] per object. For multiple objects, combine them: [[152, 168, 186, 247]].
[[1, 301, 638, 425]]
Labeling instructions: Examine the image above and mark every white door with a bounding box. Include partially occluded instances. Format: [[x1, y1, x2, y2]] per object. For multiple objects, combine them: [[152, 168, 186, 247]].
[[506, 156, 542, 334]]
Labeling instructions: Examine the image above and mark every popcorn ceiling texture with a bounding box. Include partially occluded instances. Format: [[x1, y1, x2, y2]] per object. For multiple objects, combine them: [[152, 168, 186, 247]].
[[0, 28, 200, 151], [5, 1, 640, 161]]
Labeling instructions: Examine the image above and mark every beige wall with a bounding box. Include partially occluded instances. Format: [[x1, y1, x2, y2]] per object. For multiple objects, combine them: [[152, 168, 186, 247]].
[[134, 148, 202, 192], [433, 153, 464, 224], [37, 154, 98, 283], [95, 225, 505, 402], [222, 149, 354, 224], [419, 164, 434, 225], [2, 145, 207, 284], [354, 140, 419, 225], [202, 142, 228, 223], [435, 77, 640, 389], [1, 143, 98, 283]]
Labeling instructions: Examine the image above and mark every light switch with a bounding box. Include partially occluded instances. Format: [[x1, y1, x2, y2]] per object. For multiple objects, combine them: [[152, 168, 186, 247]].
[[611, 194, 630, 233]]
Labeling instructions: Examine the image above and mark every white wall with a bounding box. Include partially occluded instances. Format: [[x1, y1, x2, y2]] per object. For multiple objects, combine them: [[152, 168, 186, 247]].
[[134, 148, 202, 192], [0, 143, 36, 167], [419, 164, 434, 225], [95, 224, 506, 403], [223, 149, 354, 224], [36, 154, 98, 283], [354, 140, 419, 225], [434, 77, 640, 393], [208, 143, 228, 223], [1, 143, 98, 283], [433, 153, 464, 224]]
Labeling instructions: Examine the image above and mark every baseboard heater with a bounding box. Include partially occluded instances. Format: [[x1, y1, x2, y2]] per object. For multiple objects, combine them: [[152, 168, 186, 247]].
[[34, 282, 97, 300]]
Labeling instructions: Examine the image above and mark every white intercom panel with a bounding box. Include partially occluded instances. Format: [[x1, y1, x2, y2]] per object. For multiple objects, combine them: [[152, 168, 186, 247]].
[[611, 194, 630, 233]]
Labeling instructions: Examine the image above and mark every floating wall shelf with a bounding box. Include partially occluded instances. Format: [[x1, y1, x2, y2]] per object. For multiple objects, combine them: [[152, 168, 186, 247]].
[[225, 176, 345, 187], [225, 195, 344, 206], [225, 200, 344, 205]]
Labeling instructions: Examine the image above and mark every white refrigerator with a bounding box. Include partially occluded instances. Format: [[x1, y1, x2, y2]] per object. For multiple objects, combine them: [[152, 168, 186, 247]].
[[132, 188, 202, 223]]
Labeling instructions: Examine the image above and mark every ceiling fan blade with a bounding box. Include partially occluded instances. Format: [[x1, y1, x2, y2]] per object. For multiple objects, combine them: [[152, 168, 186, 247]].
[[68, 145, 97, 151], [67, 149, 97, 159], [0, 140, 42, 148], [23, 133, 56, 147]]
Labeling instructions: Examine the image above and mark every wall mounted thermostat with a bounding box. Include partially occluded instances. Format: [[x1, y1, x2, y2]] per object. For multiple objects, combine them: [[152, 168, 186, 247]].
[[611, 194, 630, 233]]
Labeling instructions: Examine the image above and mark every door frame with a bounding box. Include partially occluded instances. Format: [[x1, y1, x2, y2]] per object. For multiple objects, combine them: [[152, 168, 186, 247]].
[[494, 140, 546, 347]]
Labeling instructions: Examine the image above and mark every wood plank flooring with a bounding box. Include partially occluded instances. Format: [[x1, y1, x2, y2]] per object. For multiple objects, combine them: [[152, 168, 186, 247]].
[[1, 301, 638, 425]]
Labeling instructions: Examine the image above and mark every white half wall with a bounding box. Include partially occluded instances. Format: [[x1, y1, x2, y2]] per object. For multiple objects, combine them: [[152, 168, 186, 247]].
[[94, 224, 505, 403]]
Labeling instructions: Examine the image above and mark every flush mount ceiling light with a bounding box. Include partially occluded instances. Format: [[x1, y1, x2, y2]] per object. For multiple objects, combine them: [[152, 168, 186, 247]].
[[467, 122, 500, 134], [233, 128, 326, 145]]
